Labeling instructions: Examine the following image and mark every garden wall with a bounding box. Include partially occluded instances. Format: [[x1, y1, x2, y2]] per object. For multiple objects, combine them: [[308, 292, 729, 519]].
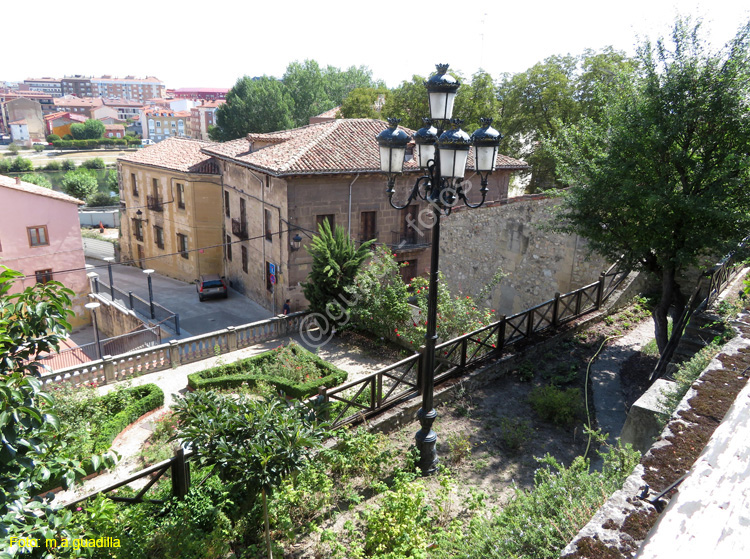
[[440, 195, 609, 315]]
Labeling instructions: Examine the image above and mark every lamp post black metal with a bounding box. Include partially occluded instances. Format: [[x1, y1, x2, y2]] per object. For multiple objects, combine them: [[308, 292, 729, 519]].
[[143, 269, 155, 319], [376, 64, 501, 475]]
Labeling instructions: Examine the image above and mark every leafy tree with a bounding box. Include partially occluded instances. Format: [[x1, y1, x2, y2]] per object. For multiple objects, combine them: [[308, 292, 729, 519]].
[[338, 87, 387, 119], [83, 119, 105, 139], [301, 220, 374, 332], [283, 60, 334, 126], [323, 64, 382, 106], [7, 143, 20, 155], [60, 168, 98, 200], [20, 173, 52, 189], [210, 76, 296, 140], [81, 157, 105, 170], [550, 18, 750, 353], [69, 122, 86, 140], [86, 191, 118, 207], [381, 75, 431, 131], [61, 159, 76, 171], [0, 267, 115, 557], [453, 70, 502, 133], [46, 134, 60, 143], [172, 392, 326, 559]]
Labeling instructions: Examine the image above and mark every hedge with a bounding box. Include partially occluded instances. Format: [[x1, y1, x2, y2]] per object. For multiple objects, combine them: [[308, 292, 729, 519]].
[[91, 383, 164, 454], [187, 343, 347, 399], [51, 138, 138, 150]]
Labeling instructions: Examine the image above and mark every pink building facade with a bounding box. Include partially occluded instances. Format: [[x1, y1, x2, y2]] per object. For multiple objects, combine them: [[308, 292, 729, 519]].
[[0, 176, 90, 328]]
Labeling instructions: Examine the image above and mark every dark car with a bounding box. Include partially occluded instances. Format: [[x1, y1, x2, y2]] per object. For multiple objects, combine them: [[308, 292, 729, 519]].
[[196, 274, 228, 301]]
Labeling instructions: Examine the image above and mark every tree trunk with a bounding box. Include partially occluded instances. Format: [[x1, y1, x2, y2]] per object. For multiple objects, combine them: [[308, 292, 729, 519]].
[[263, 488, 273, 559], [654, 267, 678, 354]]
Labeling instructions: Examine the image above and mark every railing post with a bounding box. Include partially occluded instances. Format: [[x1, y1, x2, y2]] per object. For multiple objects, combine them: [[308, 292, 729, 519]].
[[317, 386, 329, 422], [460, 338, 468, 368], [496, 315, 506, 353], [576, 290, 583, 315], [226, 326, 238, 351], [174, 314, 180, 336], [596, 272, 606, 309], [171, 447, 189, 499], [370, 376, 376, 411], [93, 277, 100, 294], [169, 340, 180, 368], [552, 292, 560, 327], [526, 309, 534, 338], [102, 355, 115, 384], [128, 290, 134, 310], [376, 372, 383, 407]]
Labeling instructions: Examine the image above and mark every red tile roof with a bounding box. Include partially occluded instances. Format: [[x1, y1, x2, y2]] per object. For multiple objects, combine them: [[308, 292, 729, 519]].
[[118, 137, 219, 173], [0, 175, 84, 205], [201, 119, 528, 177]]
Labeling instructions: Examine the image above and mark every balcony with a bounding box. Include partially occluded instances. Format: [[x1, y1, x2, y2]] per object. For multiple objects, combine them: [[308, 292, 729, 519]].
[[391, 228, 431, 250], [147, 195, 163, 212], [231, 218, 248, 240]]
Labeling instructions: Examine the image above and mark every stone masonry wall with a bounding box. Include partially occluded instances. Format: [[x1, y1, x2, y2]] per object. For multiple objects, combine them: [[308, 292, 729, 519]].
[[439, 195, 609, 315]]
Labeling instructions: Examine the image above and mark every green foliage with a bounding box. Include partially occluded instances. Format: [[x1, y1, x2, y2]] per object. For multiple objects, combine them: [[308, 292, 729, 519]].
[[81, 157, 105, 170], [62, 134, 73, 140], [551, 18, 750, 352], [499, 417, 533, 452], [283, 59, 335, 127], [443, 431, 472, 465], [86, 191, 119, 207], [659, 340, 724, 417], [302, 220, 374, 332], [528, 385, 584, 426], [345, 244, 413, 339], [71, 119, 105, 140], [61, 168, 98, 200], [339, 87, 387, 119], [431, 435, 640, 559], [43, 160, 61, 171], [61, 159, 76, 170], [0, 267, 116, 556], [9, 156, 33, 172], [19, 173, 52, 188], [187, 342, 347, 398], [46, 134, 60, 143], [33, 144, 45, 153], [139, 411, 180, 466], [7, 143, 20, 154]]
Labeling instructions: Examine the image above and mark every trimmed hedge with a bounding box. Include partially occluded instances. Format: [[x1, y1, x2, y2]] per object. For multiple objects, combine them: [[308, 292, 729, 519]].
[[92, 383, 164, 454], [188, 343, 347, 399]]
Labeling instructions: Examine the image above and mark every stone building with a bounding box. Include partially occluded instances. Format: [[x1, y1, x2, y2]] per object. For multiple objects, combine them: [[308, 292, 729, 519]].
[[201, 118, 527, 313], [118, 138, 223, 281]]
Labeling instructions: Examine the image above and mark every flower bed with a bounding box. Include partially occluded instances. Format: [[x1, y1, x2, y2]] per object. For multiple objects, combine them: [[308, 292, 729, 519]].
[[187, 342, 348, 399]]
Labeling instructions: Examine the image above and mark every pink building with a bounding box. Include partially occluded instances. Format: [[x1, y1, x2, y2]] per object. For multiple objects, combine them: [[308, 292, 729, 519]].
[[0, 175, 90, 328]]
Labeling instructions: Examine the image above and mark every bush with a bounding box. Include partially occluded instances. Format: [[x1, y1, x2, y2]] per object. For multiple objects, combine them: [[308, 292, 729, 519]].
[[10, 156, 33, 172], [33, 144, 45, 152], [92, 383, 164, 453], [61, 168, 98, 200], [528, 385, 584, 426], [81, 157, 106, 169], [61, 158, 76, 170], [187, 342, 347, 399], [20, 173, 52, 188], [7, 143, 20, 154], [0, 159, 9, 173], [46, 134, 60, 142], [86, 191, 119, 207], [62, 133, 73, 140], [43, 160, 62, 171]]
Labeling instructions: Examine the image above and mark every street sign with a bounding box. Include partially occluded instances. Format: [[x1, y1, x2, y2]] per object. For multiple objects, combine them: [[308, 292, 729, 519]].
[[269, 263, 276, 276], [269, 274, 276, 285]]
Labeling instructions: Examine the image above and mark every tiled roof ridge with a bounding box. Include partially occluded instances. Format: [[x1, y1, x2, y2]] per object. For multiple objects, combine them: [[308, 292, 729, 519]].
[[0, 175, 84, 205]]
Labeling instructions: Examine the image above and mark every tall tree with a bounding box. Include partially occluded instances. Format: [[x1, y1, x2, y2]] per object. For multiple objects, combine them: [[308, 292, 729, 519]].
[[338, 87, 388, 119], [380, 75, 430, 131], [283, 60, 333, 126], [550, 18, 750, 353], [453, 70, 502, 133], [323, 64, 382, 106], [60, 168, 98, 200], [210, 76, 295, 141]]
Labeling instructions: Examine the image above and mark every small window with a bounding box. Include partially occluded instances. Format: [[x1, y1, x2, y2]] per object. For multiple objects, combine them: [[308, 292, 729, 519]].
[[265, 209, 272, 242], [224, 191, 230, 217], [152, 178, 159, 195], [35, 269, 53, 284], [154, 225, 164, 249], [316, 214, 334, 232], [131, 173, 138, 197], [241, 246, 248, 273], [225, 234, 232, 262], [177, 233, 188, 259], [133, 218, 143, 242], [28, 226, 49, 247], [177, 183, 185, 209]]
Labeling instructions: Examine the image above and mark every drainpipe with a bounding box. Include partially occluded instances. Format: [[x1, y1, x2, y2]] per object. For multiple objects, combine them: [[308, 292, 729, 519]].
[[347, 173, 360, 239]]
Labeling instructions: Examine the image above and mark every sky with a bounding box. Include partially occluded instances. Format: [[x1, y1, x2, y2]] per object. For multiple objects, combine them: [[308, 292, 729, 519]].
[[4, 0, 750, 90]]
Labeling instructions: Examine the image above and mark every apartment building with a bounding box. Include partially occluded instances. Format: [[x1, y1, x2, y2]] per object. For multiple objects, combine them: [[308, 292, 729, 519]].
[[170, 88, 228, 101], [189, 100, 224, 141], [141, 107, 190, 142], [61, 75, 165, 102], [23, 78, 63, 97]]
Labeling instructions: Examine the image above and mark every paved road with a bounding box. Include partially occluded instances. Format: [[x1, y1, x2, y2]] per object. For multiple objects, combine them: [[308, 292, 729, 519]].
[[85, 258, 272, 339]]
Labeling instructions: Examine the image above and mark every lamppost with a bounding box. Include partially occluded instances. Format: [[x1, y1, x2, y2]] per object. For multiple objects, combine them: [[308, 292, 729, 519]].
[[103, 256, 115, 300], [84, 301, 103, 360], [143, 269, 155, 319], [376, 64, 501, 475]]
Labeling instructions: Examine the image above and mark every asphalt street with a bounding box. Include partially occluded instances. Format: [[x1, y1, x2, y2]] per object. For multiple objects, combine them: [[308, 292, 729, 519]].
[[85, 258, 272, 339]]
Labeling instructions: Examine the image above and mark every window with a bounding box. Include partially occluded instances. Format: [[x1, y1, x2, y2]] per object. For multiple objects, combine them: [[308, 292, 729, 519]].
[[27, 226, 49, 247], [154, 225, 164, 249], [360, 211, 377, 243], [35, 269, 53, 284], [241, 246, 248, 273], [177, 183, 185, 209], [226, 234, 232, 262], [177, 233, 188, 259], [133, 218, 144, 241], [152, 178, 159, 196], [224, 191, 230, 217], [131, 173, 138, 197], [316, 214, 334, 232], [264, 209, 272, 242]]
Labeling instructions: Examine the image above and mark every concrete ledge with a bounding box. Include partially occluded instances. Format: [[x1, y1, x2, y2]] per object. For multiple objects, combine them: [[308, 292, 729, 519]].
[[621, 379, 676, 455]]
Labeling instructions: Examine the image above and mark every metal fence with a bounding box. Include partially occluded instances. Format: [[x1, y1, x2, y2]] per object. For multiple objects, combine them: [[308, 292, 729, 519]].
[[92, 277, 180, 335]]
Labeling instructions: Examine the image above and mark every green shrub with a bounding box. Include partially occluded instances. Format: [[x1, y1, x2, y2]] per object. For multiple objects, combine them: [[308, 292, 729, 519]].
[[61, 158, 77, 170], [528, 385, 584, 426], [499, 416, 533, 452], [82, 157, 106, 169], [87, 191, 119, 207], [187, 342, 347, 399], [10, 156, 33, 172], [47, 134, 60, 142], [44, 160, 62, 171], [0, 159, 9, 173], [33, 144, 45, 152], [93, 383, 164, 453], [7, 143, 20, 154], [62, 133, 73, 140], [20, 173, 52, 188]]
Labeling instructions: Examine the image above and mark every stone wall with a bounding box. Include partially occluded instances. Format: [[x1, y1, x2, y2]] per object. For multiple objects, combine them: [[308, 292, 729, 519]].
[[439, 195, 610, 315]]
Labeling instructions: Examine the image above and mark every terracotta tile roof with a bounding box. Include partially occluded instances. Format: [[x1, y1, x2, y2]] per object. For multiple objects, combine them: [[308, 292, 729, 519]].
[[54, 96, 103, 108], [313, 106, 341, 119], [118, 137, 219, 173], [201, 118, 528, 176], [9, 119, 28, 125], [0, 175, 84, 205]]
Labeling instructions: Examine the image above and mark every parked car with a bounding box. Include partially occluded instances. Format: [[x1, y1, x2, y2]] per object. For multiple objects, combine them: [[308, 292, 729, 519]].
[[196, 274, 228, 301], [141, 139, 155, 146]]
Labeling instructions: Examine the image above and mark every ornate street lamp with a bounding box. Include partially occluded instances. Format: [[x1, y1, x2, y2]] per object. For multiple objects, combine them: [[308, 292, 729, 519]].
[[376, 64, 502, 475]]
